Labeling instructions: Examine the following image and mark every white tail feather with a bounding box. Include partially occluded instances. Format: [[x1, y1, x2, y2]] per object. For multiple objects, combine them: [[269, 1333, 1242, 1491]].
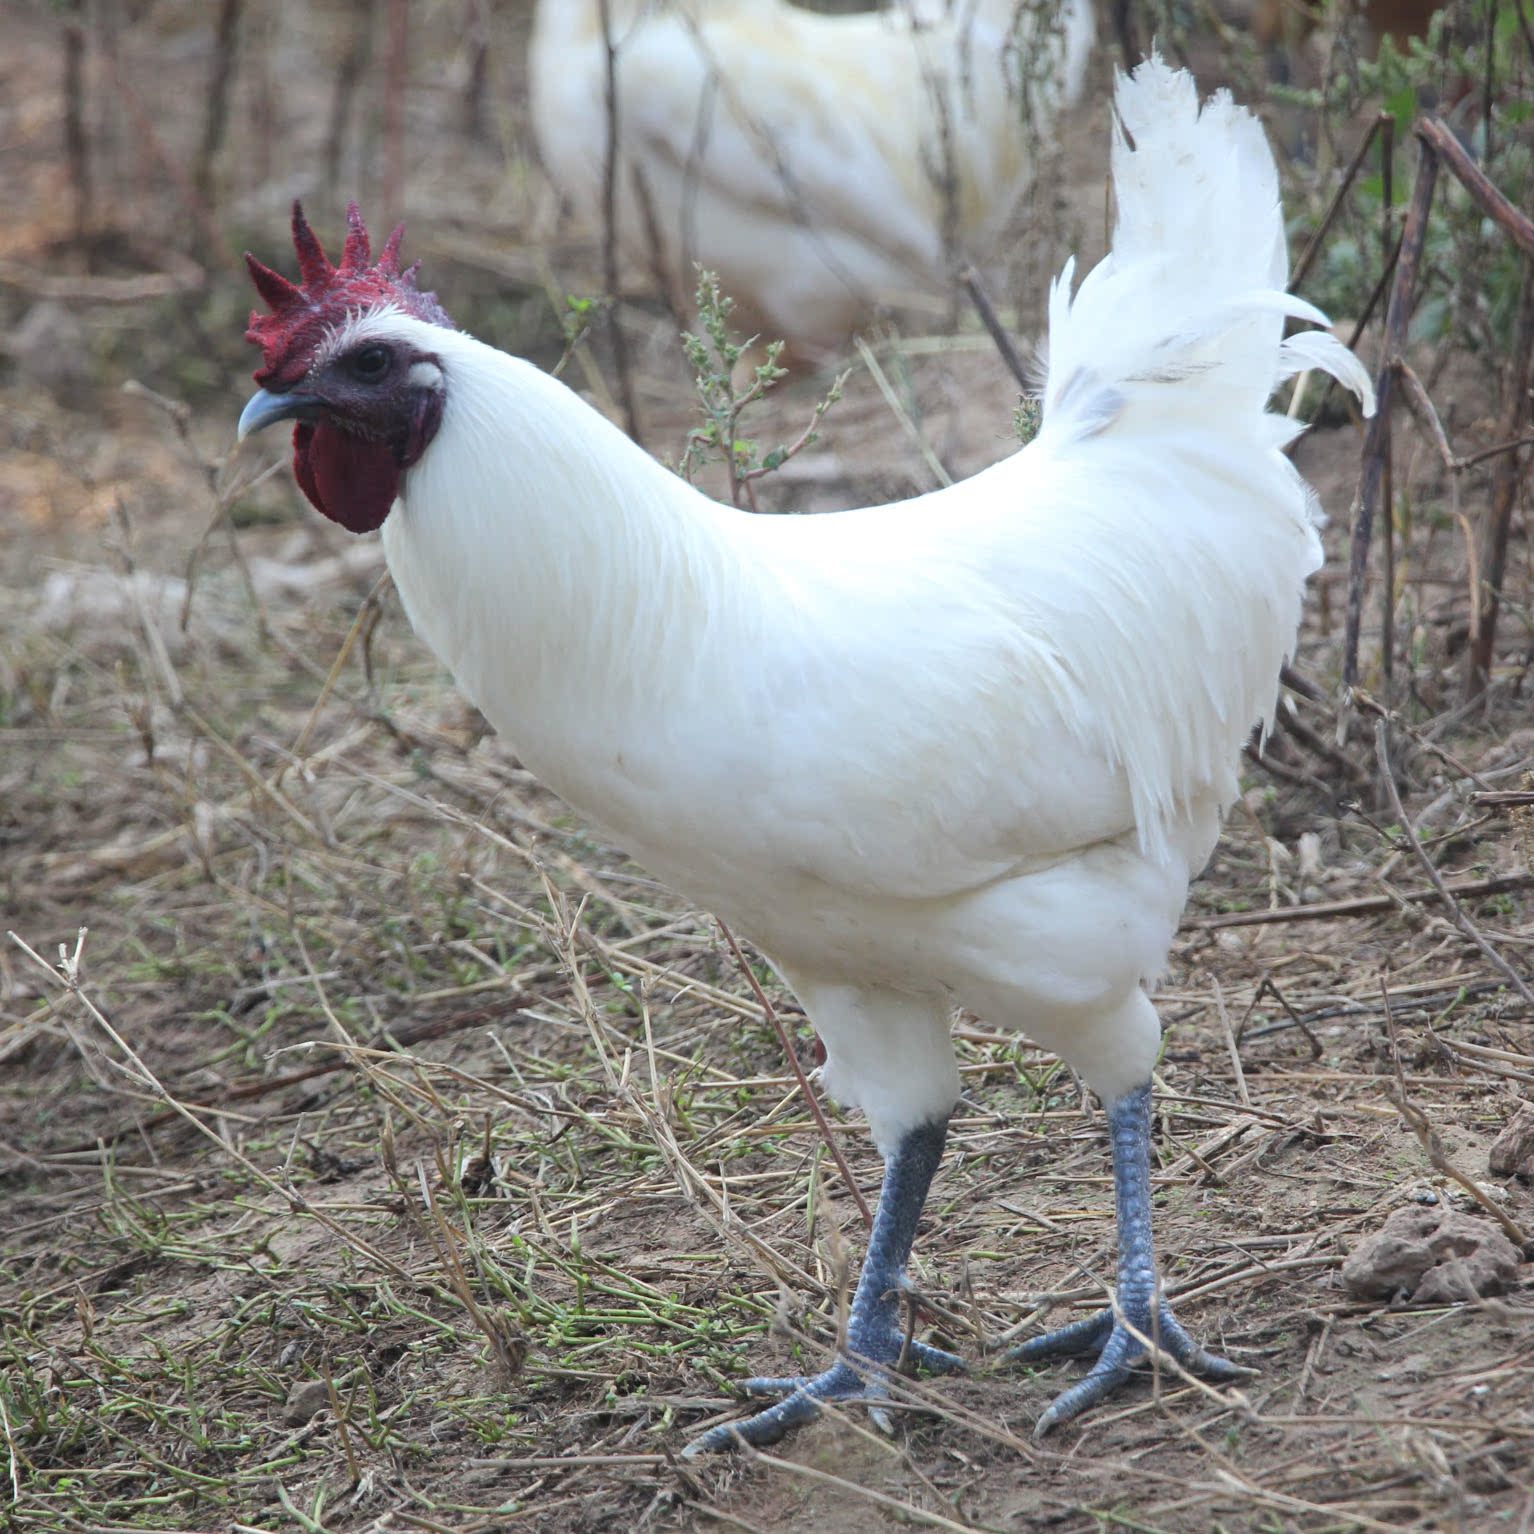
[[1041, 56, 1375, 445]]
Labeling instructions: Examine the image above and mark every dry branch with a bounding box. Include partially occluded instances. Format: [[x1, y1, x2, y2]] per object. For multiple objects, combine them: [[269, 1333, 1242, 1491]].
[[1344, 136, 1438, 688], [1415, 117, 1534, 259], [194, 0, 242, 209], [1381, 982, 1529, 1250], [1466, 266, 1534, 697], [719, 921, 874, 1230], [62, 11, 91, 244], [1344, 117, 1534, 693], [959, 263, 1031, 392], [102, 53, 232, 265], [1373, 721, 1534, 1006], [324, 0, 371, 189], [0, 253, 205, 303], [1189, 872, 1534, 930], [1289, 112, 1391, 295], [381, 0, 408, 230], [599, 0, 643, 443]]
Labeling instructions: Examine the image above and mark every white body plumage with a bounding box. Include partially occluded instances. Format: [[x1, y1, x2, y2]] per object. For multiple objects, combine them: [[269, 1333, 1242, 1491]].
[[357, 62, 1372, 1152], [528, 0, 1095, 349]]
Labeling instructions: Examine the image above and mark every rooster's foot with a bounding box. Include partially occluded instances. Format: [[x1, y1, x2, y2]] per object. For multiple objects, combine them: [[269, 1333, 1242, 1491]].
[[685, 1339, 965, 1454], [1002, 1083, 1253, 1436], [1005, 1298, 1249, 1435], [683, 1116, 960, 1455]]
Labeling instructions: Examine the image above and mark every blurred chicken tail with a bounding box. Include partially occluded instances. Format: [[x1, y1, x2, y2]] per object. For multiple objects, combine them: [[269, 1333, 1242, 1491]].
[[1039, 56, 1374, 447]]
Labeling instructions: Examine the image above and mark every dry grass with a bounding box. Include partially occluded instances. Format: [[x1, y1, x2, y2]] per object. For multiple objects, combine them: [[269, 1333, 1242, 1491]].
[[3, 2, 1534, 1531], [5, 581, 1532, 1529]]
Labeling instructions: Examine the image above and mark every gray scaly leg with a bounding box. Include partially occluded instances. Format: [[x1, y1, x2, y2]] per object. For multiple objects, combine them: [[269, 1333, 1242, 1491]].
[[685, 1115, 963, 1454], [1005, 1083, 1250, 1434]]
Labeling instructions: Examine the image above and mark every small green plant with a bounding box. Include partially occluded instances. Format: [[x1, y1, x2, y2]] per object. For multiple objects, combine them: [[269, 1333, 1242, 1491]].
[[678, 269, 846, 509], [1013, 395, 1044, 444], [553, 292, 600, 379], [1294, 1, 1532, 365]]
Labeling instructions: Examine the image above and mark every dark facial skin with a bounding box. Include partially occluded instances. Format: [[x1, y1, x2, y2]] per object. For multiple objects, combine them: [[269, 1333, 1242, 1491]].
[[243, 337, 445, 535]]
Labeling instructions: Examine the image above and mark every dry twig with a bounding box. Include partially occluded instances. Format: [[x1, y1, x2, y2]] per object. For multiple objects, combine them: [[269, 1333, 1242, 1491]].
[[1380, 979, 1528, 1250], [1372, 720, 1534, 1006], [598, 0, 643, 443], [1345, 136, 1438, 688], [1345, 117, 1534, 693], [719, 921, 873, 1230]]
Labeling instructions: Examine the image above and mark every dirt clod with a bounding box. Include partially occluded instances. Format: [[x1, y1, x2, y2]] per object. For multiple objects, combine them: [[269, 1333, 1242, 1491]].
[[282, 1379, 332, 1426], [1489, 1102, 1534, 1181], [1341, 1206, 1523, 1302]]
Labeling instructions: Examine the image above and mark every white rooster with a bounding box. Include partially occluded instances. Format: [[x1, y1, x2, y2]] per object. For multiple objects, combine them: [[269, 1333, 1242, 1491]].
[[238, 59, 1373, 1447], [528, 0, 1095, 354]]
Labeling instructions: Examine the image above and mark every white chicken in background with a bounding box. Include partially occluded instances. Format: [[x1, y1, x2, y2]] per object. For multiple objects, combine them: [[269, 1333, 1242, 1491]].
[[238, 59, 1373, 1448], [528, 0, 1095, 354]]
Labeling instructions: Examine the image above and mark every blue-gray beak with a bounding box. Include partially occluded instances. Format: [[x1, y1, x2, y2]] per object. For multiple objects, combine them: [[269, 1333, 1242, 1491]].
[[238, 388, 322, 440]]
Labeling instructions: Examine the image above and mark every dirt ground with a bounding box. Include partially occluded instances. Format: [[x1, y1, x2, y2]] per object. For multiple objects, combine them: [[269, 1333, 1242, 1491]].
[[3, 3, 1533, 1532]]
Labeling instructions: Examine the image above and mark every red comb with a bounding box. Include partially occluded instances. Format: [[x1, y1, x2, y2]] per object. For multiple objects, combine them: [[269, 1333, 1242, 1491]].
[[244, 202, 451, 388]]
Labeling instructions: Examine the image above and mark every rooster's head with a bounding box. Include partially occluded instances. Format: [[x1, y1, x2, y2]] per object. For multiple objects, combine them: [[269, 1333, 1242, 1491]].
[[238, 202, 454, 534]]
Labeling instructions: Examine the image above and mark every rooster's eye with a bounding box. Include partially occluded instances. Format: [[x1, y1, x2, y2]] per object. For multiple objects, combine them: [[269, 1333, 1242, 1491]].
[[348, 344, 391, 383]]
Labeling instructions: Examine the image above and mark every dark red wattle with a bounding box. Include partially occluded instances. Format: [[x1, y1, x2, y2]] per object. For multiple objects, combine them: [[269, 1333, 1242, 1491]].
[[291, 421, 399, 534]]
